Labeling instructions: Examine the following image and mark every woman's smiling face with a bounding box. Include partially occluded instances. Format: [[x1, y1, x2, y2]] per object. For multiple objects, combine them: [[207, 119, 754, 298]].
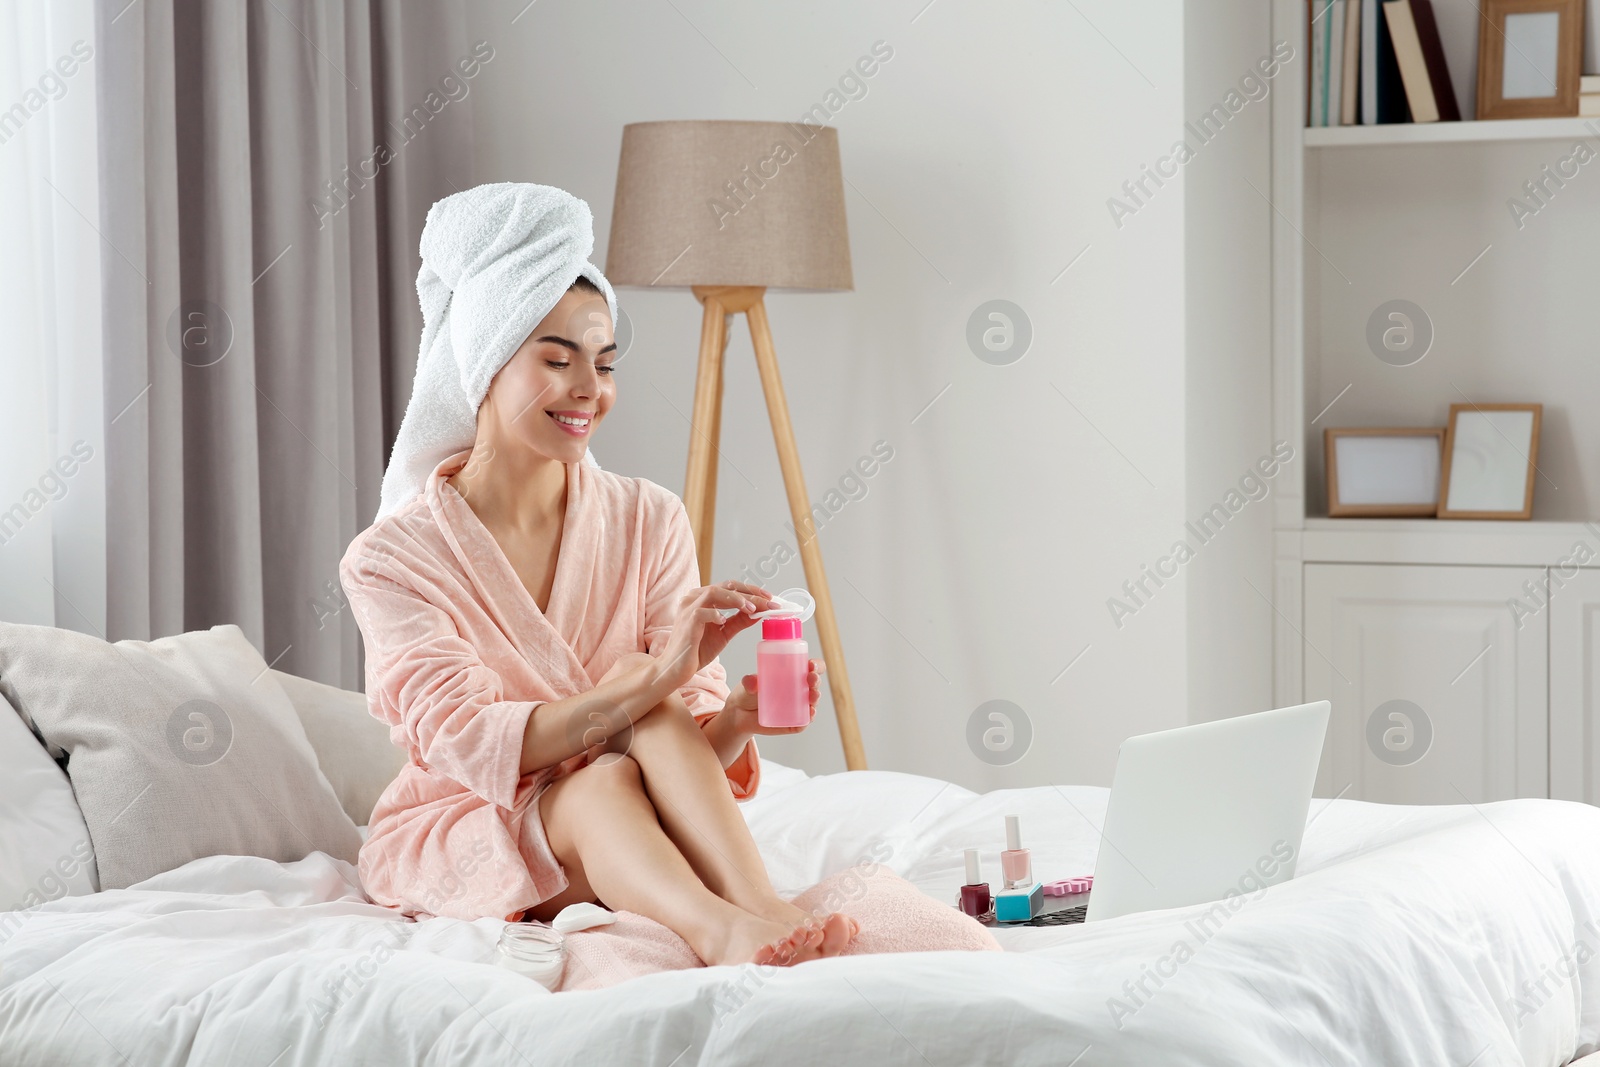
[[477, 285, 616, 465]]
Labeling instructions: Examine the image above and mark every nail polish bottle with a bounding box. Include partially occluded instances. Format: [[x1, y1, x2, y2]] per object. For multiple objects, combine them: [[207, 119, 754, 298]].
[[958, 848, 991, 918], [1001, 814, 1032, 889]]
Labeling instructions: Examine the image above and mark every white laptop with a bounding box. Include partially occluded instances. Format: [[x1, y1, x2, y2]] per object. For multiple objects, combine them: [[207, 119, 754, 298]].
[[1077, 700, 1331, 923]]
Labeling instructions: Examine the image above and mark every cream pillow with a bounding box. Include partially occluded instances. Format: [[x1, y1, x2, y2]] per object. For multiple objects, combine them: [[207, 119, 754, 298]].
[[0, 690, 98, 913], [269, 669, 406, 827], [0, 623, 361, 889]]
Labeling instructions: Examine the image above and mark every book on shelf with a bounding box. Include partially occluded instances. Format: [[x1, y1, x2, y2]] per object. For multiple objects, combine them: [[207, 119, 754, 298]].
[[1341, 0, 1362, 125], [1329, 0, 1346, 125], [1307, 0, 1321, 125], [1583, 74, 1600, 116], [1307, 0, 1338, 126], [1309, 0, 1466, 128], [1374, 0, 1410, 123], [1360, 0, 1379, 124], [1414, 0, 1465, 120], [1382, 0, 1433, 122], [1405, 0, 1460, 121], [1383, 0, 1458, 122]]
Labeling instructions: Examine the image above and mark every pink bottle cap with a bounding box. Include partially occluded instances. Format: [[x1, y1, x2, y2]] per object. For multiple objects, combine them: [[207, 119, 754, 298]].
[[762, 616, 802, 640]]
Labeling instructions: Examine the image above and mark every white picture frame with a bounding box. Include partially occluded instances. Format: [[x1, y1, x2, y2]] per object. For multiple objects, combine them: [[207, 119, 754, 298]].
[[1324, 428, 1445, 518], [1438, 403, 1542, 520]]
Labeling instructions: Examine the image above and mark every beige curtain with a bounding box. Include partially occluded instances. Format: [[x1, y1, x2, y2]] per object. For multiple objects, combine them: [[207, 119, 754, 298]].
[[95, 0, 476, 688]]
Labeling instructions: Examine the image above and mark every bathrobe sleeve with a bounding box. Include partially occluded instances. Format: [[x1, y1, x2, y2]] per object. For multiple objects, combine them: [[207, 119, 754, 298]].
[[643, 495, 761, 800], [341, 541, 539, 812]]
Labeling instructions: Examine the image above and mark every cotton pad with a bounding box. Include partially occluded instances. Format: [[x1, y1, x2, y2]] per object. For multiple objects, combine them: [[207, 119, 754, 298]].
[[552, 901, 617, 933], [721, 587, 816, 622]]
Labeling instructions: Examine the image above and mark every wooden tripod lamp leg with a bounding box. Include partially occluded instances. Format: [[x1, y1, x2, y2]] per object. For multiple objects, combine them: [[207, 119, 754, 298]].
[[683, 295, 727, 586], [745, 296, 868, 771], [704, 317, 727, 569]]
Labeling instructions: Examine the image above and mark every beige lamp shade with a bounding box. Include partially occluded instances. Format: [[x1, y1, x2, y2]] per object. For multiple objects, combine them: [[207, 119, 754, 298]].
[[605, 120, 853, 291]]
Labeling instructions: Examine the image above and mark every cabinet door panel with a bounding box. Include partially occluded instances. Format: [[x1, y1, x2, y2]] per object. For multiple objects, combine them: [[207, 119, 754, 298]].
[[1550, 569, 1600, 805], [1304, 564, 1547, 804]]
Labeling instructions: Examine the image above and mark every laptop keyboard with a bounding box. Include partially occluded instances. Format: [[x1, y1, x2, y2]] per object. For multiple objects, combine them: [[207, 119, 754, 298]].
[[1018, 903, 1087, 926], [975, 902, 1088, 927]]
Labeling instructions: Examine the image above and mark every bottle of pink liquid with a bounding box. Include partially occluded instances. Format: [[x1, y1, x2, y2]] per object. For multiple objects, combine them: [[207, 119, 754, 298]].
[[756, 615, 809, 728]]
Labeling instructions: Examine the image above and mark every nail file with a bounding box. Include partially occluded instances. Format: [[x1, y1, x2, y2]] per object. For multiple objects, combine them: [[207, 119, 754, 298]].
[[994, 881, 1044, 922]]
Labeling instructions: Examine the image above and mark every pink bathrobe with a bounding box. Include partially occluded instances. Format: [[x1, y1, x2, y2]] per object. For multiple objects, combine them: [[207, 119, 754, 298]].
[[340, 451, 760, 922]]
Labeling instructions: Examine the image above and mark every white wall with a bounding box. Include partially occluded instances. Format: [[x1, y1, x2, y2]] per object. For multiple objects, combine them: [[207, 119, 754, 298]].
[[464, 0, 1273, 789], [1183, 0, 1277, 723]]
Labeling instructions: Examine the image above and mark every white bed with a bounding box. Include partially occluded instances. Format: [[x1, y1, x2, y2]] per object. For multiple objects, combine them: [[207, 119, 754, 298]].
[[4, 757, 1600, 1066]]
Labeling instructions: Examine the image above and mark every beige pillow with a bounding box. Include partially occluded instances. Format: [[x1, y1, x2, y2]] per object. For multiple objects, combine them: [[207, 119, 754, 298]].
[[0, 623, 362, 889], [269, 669, 406, 827]]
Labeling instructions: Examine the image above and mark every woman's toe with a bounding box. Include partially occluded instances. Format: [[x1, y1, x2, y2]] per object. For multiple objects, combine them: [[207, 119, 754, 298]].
[[751, 939, 787, 967], [754, 923, 822, 967], [817, 912, 858, 956], [789, 923, 825, 961]]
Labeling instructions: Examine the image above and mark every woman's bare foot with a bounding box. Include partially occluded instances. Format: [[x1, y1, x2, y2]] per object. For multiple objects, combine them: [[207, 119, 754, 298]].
[[747, 899, 859, 957], [750, 922, 826, 968], [703, 914, 825, 967]]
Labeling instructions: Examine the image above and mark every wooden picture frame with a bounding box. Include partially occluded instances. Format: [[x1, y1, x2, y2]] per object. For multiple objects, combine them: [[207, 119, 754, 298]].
[[1476, 0, 1584, 120], [1325, 427, 1446, 517], [1437, 403, 1542, 520]]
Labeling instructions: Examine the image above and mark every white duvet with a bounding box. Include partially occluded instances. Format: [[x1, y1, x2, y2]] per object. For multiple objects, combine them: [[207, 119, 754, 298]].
[[3, 760, 1599, 1066]]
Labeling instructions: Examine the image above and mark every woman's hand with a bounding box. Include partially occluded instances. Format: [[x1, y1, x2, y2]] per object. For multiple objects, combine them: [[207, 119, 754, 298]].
[[722, 658, 826, 735], [653, 580, 777, 692]]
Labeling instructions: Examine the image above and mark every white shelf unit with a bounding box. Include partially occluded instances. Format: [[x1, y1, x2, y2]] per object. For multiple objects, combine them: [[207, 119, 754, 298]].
[[1304, 116, 1597, 147], [1269, 1, 1600, 806], [1297, 519, 1600, 566]]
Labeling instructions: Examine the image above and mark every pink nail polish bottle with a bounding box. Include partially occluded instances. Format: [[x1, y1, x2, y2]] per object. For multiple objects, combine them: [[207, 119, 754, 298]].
[[756, 615, 809, 728], [959, 848, 992, 917], [1001, 814, 1032, 889]]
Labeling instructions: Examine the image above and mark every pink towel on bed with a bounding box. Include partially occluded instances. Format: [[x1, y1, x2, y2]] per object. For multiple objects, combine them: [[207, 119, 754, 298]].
[[554, 865, 1001, 992]]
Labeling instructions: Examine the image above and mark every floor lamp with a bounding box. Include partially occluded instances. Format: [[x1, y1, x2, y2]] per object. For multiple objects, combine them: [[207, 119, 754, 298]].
[[604, 119, 866, 771]]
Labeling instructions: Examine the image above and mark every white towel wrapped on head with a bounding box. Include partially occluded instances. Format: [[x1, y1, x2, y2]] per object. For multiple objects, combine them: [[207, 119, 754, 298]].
[[377, 182, 620, 519]]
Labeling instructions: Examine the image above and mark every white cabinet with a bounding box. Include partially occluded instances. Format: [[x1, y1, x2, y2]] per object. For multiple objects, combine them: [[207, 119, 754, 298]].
[[1303, 564, 1548, 804], [1551, 570, 1600, 805]]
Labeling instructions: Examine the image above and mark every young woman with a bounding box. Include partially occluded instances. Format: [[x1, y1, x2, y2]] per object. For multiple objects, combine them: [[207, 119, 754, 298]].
[[342, 266, 858, 968]]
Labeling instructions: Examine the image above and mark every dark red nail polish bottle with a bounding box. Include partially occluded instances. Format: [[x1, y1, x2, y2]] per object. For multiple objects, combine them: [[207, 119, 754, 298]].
[[958, 848, 991, 918]]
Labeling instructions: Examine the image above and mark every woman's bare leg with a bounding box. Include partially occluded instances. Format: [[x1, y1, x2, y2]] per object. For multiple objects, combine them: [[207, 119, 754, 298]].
[[597, 653, 856, 954], [527, 754, 824, 966]]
